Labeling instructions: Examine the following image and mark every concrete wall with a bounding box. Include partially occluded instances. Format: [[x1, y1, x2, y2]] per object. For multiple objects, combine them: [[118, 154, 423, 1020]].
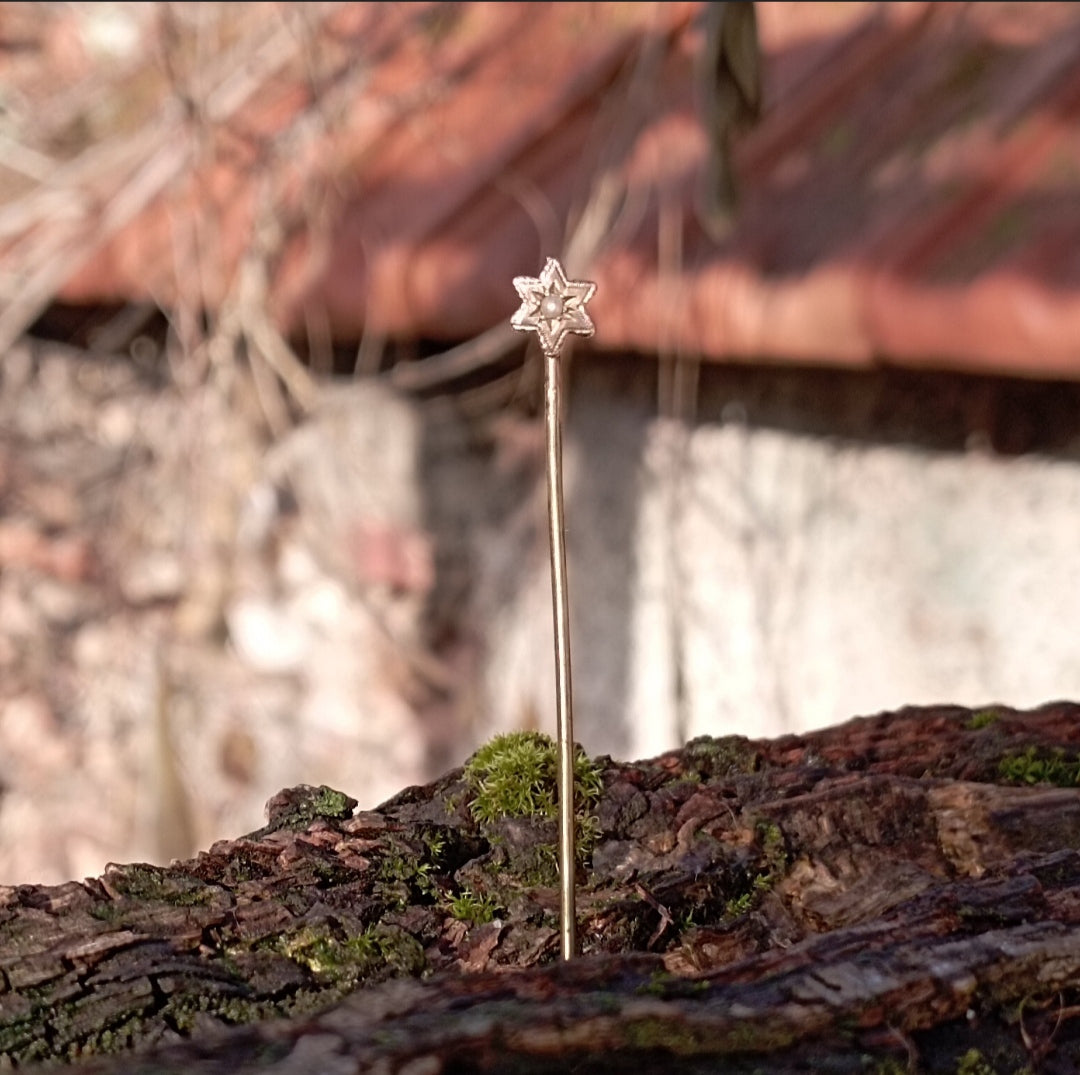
[[474, 362, 1080, 762]]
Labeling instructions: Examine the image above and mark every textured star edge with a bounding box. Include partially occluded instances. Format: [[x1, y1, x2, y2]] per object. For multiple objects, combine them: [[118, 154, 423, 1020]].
[[511, 257, 597, 355]]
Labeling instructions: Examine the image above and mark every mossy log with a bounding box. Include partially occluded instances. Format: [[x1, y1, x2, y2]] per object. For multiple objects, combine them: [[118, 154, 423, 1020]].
[[7, 703, 1080, 1072]]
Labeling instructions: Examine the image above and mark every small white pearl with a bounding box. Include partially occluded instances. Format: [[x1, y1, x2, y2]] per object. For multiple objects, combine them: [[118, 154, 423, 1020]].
[[540, 294, 564, 320]]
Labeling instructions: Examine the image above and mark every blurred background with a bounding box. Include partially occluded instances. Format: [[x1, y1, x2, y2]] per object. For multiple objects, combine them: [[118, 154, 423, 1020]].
[[3, 0, 1080, 884]]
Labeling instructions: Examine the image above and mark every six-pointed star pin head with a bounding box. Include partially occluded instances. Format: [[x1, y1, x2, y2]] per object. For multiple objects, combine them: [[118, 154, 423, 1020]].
[[511, 257, 597, 356]]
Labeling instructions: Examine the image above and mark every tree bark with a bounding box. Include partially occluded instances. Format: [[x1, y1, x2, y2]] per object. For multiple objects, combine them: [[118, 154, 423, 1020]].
[[6, 702, 1080, 1072]]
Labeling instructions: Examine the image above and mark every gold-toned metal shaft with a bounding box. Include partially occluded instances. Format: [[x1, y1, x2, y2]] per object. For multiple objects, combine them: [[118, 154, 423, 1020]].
[[511, 256, 594, 963], [544, 346, 577, 961]]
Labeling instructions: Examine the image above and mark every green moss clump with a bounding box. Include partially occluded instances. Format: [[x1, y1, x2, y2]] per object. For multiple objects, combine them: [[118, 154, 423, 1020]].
[[154, 989, 293, 1037], [717, 821, 788, 920], [277, 922, 424, 988], [88, 901, 125, 923], [682, 735, 762, 780], [674, 818, 790, 933], [635, 971, 711, 999], [375, 837, 442, 908], [463, 732, 605, 886], [868, 1061, 909, 1075], [724, 871, 775, 917], [966, 708, 1001, 730], [955, 1048, 998, 1075], [464, 731, 604, 823], [447, 886, 501, 924], [263, 785, 357, 833], [218, 851, 271, 886], [101, 864, 215, 907], [998, 746, 1080, 787]]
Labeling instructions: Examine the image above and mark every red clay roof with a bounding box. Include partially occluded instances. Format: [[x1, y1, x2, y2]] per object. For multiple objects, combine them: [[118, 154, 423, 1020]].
[[19, 2, 1080, 378]]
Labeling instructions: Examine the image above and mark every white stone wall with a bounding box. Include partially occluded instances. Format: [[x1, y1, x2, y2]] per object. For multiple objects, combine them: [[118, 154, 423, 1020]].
[[477, 380, 1080, 763]]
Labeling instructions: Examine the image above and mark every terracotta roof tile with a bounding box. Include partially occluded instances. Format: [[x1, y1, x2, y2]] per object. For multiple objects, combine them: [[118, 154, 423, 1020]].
[[9, 2, 1080, 377]]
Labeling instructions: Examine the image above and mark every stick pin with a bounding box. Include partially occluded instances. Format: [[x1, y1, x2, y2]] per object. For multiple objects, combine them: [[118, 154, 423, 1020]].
[[511, 257, 596, 960]]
